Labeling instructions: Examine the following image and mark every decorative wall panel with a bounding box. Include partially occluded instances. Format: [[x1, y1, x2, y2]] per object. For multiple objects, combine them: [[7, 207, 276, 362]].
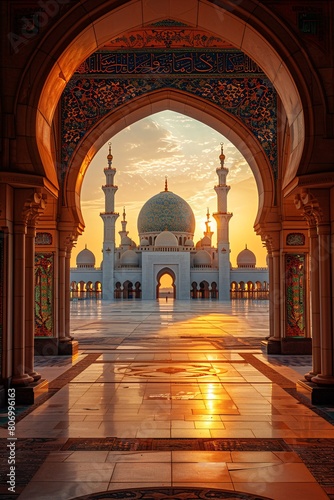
[[285, 253, 306, 337], [36, 232, 53, 245], [286, 233, 305, 246], [61, 42, 277, 179], [35, 253, 54, 337]]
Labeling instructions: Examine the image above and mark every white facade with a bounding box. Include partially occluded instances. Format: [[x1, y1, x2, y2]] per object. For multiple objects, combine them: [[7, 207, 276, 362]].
[[70, 146, 269, 300]]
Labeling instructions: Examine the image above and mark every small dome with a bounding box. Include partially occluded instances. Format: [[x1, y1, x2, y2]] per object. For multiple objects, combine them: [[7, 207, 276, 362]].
[[155, 230, 178, 247], [237, 247, 256, 268], [193, 250, 212, 266], [121, 236, 132, 246], [185, 238, 194, 247], [120, 249, 139, 266], [201, 236, 211, 247], [76, 247, 95, 268], [140, 238, 149, 246]]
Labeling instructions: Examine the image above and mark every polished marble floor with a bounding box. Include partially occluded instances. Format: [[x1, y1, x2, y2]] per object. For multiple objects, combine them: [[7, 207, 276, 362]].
[[2, 300, 334, 499]]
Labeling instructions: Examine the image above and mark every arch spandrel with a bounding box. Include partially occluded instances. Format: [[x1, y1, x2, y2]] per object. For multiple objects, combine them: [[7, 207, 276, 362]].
[[23, 0, 319, 210]]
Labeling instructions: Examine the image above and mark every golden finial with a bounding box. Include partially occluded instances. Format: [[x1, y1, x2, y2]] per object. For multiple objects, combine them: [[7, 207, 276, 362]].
[[219, 142, 225, 161], [107, 142, 113, 168], [123, 207, 126, 221], [164, 176, 168, 191]]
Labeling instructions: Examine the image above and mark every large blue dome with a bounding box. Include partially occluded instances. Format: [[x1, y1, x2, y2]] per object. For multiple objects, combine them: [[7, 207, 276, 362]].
[[137, 191, 195, 235]]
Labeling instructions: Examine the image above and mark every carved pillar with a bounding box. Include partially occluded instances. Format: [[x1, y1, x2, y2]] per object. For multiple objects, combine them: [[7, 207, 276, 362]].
[[312, 223, 334, 384], [267, 251, 274, 338], [58, 231, 77, 352], [272, 250, 281, 340], [295, 189, 334, 385], [12, 220, 33, 386], [25, 193, 46, 380], [305, 225, 321, 379], [25, 224, 41, 381], [58, 231, 77, 342], [12, 190, 45, 386], [65, 247, 73, 338], [58, 249, 66, 340], [264, 233, 281, 342]]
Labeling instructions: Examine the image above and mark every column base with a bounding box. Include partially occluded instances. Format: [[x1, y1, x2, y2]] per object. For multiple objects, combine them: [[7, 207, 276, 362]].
[[34, 338, 79, 356], [11, 373, 34, 386], [297, 379, 334, 404], [28, 371, 42, 382], [58, 340, 79, 355], [261, 339, 281, 354], [281, 338, 312, 354], [304, 371, 319, 382], [261, 338, 312, 355], [14, 379, 49, 405], [311, 374, 334, 386], [34, 338, 59, 356]]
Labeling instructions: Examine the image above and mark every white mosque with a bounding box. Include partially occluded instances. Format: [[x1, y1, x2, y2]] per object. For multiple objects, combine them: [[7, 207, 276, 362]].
[[70, 145, 269, 301]]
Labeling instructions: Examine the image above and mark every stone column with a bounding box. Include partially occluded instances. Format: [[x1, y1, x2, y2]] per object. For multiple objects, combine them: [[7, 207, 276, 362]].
[[270, 250, 281, 341], [25, 223, 41, 381], [305, 225, 321, 380], [65, 249, 72, 338], [58, 249, 67, 340], [267, 252, 274, 338], [312, 223, 334, 385], [57, 230, 78, 354], [11, 221, 33, 385]]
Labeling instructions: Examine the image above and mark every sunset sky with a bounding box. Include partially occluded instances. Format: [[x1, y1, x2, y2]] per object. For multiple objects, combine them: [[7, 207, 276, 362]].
[[72, 110, 267, 268]]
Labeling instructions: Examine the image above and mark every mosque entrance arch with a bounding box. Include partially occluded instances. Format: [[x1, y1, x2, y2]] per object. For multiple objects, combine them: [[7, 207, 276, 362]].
[[156, 268, 176, 300], [23, 0, 317, 196]]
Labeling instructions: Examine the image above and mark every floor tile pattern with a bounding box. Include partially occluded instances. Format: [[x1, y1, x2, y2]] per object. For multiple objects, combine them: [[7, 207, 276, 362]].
[[73, 486, 273, 499], [1, 300, 333, 499]]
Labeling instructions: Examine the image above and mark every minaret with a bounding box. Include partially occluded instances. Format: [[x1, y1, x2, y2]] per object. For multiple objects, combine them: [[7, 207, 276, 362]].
[[204, 208, 214, 243], [213, 143, 233, 300], [118, 207, 128, 243], [100, 143, 119, 299]]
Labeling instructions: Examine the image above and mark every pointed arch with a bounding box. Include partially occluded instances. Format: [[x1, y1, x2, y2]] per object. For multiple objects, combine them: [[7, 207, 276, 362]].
[[156, 267, 176, 299]]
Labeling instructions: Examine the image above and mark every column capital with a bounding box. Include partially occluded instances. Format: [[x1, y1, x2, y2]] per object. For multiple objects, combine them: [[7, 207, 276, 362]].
[[58, 229, 79, 252], [261, 231, 280, 253], [294, 188, 330, 227], [14, 188, 46, 226]]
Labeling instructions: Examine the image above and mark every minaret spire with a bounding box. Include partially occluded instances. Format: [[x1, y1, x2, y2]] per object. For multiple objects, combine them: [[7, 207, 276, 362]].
[[100, 144, 119, 299], [204, 207, 214, 242], [213, 142, 233, 235], [118, 206, 129, 242], [213, 143, 233, 300]]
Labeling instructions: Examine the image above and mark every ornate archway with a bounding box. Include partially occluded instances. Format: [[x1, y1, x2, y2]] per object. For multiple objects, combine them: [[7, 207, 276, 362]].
[[156, 268, 176, 299], [19, 0, 318, 194], [3, 0, 333, 397]]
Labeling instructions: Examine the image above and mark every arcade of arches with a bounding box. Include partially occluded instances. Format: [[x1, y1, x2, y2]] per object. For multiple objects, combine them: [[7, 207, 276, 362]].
[[0, 0, 334, 407]]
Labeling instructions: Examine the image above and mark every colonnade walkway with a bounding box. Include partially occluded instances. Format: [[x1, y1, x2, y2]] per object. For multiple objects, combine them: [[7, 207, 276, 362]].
[[2, 300, 334, 499]]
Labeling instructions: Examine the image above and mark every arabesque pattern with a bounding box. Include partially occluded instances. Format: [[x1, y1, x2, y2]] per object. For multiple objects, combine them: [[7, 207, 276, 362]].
[[61, 47, 277, 178], [35, 253, 54, 337], [285, 253, 306, 337]]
